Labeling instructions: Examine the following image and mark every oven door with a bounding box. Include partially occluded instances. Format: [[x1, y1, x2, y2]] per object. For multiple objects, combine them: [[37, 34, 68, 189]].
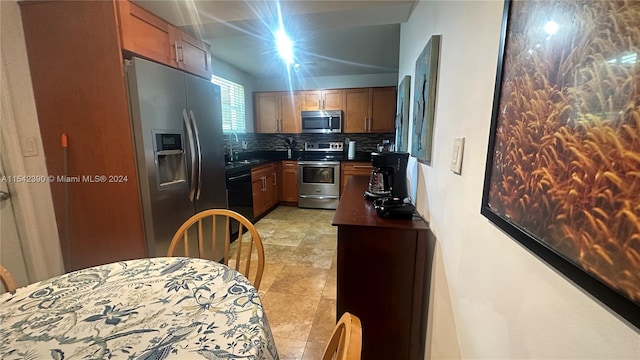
[[298, 161, 340, 209]]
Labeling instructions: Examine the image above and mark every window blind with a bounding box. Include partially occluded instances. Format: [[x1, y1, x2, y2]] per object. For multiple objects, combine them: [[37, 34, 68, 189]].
[[211, 75, 246, 133]]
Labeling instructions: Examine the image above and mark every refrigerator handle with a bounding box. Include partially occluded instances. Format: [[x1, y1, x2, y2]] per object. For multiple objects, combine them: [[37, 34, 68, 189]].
[[182, 109, 197, 202], [190, 110, 203, 201]]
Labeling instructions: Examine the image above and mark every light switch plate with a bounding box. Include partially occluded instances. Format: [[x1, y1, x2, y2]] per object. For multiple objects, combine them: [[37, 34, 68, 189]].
[[450, 137, 464, 174], [241, 141, 248, 150], [21, 137, 39, 157]]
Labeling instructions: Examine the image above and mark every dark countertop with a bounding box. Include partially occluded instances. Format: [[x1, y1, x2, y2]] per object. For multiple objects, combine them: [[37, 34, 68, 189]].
[[332, 175, 428, 230], [225, 151, 373, 172]]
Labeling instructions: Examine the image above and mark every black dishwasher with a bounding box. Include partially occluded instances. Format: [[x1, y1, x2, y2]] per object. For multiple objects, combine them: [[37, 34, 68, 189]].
[[226, 166, 255, 241]]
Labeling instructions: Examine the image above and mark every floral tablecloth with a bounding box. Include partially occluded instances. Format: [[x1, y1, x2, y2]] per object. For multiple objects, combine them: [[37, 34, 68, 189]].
[[0, 257, 279, 359]]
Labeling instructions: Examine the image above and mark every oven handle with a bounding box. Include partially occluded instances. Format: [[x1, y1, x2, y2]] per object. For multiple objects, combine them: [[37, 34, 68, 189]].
[[299, 195, 339, 200], [298, 161, 340, 166]]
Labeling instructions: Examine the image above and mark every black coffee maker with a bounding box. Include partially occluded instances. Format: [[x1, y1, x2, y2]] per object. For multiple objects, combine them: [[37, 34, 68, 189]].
[[365, 152, 415, 219], [365, 152, 409, 200]]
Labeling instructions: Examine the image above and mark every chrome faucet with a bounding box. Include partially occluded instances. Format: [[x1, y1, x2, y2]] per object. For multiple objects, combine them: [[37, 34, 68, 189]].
[[229, 132, 239, 161]]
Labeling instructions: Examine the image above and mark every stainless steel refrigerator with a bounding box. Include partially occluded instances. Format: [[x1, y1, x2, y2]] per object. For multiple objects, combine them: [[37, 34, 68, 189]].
[[125, 57, 227, 258]]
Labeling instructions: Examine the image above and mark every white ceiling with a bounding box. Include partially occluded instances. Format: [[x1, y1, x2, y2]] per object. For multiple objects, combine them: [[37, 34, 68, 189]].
[[133, 1, 417, 79]]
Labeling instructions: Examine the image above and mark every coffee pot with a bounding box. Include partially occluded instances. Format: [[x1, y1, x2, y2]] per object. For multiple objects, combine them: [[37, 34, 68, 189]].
[[367, 167, 393, 197]]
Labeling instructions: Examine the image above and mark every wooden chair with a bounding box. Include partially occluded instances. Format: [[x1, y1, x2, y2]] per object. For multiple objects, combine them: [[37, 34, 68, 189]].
[[166, 209, 265, 290], [0, 264, 17, 292], [322, 312, 363, 360]]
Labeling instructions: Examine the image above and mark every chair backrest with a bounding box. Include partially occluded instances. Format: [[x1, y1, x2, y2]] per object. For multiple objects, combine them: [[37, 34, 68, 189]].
[[166, 209, 265, 289], [322, 312, 363, 360], [0, 264, 17, 292]]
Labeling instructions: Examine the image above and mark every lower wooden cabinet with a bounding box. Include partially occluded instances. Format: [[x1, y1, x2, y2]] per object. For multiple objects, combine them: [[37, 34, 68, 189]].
[[279, 160, 298, 203], [333, 176, 434, 360], [251, 163, 278, 218], [340, 162, 373, 195]]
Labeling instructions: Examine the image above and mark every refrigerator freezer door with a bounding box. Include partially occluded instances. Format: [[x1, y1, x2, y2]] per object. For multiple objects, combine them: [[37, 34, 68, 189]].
[[184, 74, 227, 212], [184, 73, 227, 262], [126, 57, 195, 257]]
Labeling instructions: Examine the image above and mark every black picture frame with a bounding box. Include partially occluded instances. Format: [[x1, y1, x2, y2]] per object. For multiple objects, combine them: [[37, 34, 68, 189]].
[[481, 0, 640, 329]]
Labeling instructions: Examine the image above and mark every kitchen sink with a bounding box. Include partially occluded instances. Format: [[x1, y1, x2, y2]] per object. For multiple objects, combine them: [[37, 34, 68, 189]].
[[224, 159, 264, 170]]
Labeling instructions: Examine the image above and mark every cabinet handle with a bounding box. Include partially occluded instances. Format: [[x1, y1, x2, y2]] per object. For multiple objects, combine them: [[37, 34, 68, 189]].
[[364, 117, 367, 131], [352, 166, 371, 169], [322, 99, 325, 109], [174, 41, 183, 62], [273, 172, 277, 187], [318, 99, 322, 109]]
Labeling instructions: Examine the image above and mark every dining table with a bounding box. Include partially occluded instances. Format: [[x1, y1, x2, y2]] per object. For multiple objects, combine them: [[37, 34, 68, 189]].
[[0, 257, 279, 359]]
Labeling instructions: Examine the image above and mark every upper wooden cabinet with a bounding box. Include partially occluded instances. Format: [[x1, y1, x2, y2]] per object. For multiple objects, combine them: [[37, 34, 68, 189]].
[[117, 0, 211, 79], [302, 89, 343, 111], [169, 26, 212, 79], [254, 91, 301, 134], [117, 0, 173, 66], [344, 87, 396, 133]]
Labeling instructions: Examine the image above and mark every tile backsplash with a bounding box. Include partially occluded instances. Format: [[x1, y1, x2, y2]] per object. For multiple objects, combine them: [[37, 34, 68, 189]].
[[223, 133, 395, 155]]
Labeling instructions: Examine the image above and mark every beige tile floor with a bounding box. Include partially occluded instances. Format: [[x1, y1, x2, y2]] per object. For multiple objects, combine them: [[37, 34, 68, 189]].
[[251, 206, 338, 360]]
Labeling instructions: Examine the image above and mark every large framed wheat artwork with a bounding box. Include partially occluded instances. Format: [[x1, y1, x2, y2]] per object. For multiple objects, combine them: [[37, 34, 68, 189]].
[[481, 0, 640, 328]]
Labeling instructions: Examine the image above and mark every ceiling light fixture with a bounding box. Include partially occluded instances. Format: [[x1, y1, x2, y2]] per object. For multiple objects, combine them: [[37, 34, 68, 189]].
[[543, 20, 559, 36], [275, 27, 294, 66]]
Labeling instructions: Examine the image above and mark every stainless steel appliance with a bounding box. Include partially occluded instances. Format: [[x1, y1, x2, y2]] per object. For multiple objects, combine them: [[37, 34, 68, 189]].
[[365, 152, 410, 200], [126, 57, 227, 258], [301, 110, 343, 133], [298, 141, 343, 209]]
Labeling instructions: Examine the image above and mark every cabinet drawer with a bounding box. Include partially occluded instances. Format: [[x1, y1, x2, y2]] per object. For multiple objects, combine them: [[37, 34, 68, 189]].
[[341, 162, 373, 172]]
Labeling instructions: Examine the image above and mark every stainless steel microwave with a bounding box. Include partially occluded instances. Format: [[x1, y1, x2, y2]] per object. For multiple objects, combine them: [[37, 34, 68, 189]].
[[301, 110, 343, 134]]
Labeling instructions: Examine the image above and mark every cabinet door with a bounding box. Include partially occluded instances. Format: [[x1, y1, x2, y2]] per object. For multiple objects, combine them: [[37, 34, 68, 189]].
[[267, 165, 279, 207], [117, 1, 173, 66], [340, 162, 373, 195], [251, 175, 265, 217], [280, 92, 301, 133], [280, 161, 298, 202], [343, 88, 369, 133], [302, 90, 322, 111], [369, 87, 396, 133], [323, 89, 343, 110], [170, 26, 212, 79], [254, 92, 280, 133]]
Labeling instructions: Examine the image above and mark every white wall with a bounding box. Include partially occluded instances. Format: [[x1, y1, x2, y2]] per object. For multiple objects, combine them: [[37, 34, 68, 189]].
[[254, 72, 398, 92], [399, 1, 640, 359], [0, 1, 65, 281], [211, 56, 257, 132]]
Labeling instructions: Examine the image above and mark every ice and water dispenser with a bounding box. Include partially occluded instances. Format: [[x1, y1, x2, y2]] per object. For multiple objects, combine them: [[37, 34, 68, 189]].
[[154, 132, 186, 187]]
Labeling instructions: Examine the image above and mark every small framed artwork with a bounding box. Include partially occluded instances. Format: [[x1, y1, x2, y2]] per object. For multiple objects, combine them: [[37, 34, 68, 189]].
[[411, 35, 441, 165], [482, 0, 640, 327], [395, 75, 411, 152]]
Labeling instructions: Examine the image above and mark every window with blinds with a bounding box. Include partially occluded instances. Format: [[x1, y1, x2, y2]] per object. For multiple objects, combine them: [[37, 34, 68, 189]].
[[211, 75, 246, 133]]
